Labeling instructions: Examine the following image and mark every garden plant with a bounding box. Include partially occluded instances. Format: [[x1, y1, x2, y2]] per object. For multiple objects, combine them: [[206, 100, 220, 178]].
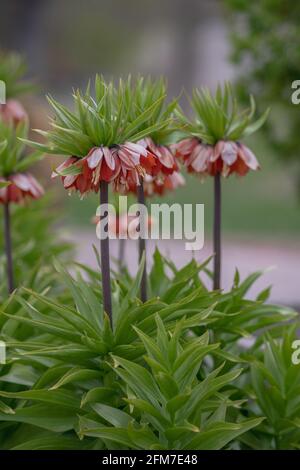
[[0, 52, 299, 451], [225, 0, 300, 195], [0, 54, 44, 295], [174, 83, 268, 289]]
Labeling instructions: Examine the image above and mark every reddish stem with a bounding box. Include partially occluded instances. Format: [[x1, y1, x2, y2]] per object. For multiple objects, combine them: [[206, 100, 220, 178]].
[[137, 182, 147, 302]]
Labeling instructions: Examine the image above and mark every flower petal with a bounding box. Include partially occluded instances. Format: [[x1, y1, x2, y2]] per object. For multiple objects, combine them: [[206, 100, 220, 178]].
[[212, 140, 225, 162], [229, 157, 249, 176], [0, 99, 28, 125], [175, 138, 199, 157], [124, 141, 148, 157], [157, 146, 174, 169], [118, 147, 136, 169], [221, 141, 238, 166], [7, 183, 23, 202], [11, 173, 32, 191], [52, 157, 78, 178], [63, 174, 78, 188], [168, 171, 185, 188], [26, 174, 44, 198], [0, 185, 8, 203], [190, 145, 211, 172], [87, 147, 103, 169], [103, 147, 116, 171]]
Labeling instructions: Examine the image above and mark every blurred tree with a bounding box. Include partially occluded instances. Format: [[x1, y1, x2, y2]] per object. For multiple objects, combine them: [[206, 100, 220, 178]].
[[225, 0, 300, 194]]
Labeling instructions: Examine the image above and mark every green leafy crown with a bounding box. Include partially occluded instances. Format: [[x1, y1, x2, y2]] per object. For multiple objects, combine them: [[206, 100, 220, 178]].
[[0, 51, 34, 99], [176, 82, 269, 145], [126, 76, 178, 145]]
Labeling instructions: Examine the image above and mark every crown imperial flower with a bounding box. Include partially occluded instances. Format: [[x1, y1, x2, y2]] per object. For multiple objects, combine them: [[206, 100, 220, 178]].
[[176, 138, 259, 177], [174, 83, 269, 292]]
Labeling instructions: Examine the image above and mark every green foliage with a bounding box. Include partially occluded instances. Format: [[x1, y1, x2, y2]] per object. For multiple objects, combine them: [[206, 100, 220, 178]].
[[26, 76, 176, 157], [0, 120, 42, 177], [176, 83, 268, 145], [0, 257, 219, 364], [0, 51, 34, 99], [127, 249, 296, 346], [79, 317, 262, 450], [126, 77, 178, 145], [0, 251, 298, 450], [225, 0, 300, 189]]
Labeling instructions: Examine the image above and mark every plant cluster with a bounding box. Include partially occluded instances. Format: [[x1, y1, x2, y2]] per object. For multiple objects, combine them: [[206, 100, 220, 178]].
[[0, 254, 298, 450]]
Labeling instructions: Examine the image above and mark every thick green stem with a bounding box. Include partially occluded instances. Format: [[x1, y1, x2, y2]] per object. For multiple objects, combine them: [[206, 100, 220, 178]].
[[137, 182, 147, 302], [213, 173, 221, 290], [3, 202, 14, 294], [100, 182, 113, 327]]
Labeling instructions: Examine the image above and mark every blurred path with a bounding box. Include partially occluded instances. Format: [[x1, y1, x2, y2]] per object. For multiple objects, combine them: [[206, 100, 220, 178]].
[[67, 231, 300, 307]]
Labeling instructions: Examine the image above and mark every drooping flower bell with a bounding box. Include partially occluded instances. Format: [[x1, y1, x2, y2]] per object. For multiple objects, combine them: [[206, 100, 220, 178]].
[[0, 173, 43, 203], [175, 138, 259, 177], [0, 99, 28, 126], [52, 141, 157, 196], [114, 138, 181, 195], [211, 140, 259, 176]]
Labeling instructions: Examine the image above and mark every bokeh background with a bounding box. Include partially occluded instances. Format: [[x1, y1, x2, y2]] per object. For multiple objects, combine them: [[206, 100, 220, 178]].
[[1, 0, 299, 305]]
